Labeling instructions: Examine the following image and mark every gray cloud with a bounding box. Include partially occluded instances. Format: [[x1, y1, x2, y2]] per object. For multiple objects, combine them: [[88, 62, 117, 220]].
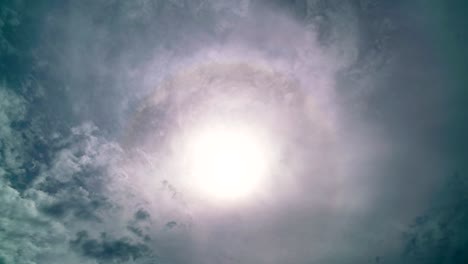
[[69, 230, 155, 263]]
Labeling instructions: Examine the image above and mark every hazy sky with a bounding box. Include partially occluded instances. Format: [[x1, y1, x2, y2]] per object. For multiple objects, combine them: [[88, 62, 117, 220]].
[[1, 1, 467, 264]]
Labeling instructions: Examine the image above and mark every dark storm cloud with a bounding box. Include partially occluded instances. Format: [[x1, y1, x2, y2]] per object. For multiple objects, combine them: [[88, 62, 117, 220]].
[[1, 0, 467, 264]]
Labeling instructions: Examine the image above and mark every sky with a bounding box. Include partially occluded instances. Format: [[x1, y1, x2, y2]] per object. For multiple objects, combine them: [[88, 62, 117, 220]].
[[1, 1, 467, 264]]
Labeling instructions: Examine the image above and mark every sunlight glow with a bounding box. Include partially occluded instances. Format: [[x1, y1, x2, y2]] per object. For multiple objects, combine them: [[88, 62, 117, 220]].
[[185, 123, 270, 201]]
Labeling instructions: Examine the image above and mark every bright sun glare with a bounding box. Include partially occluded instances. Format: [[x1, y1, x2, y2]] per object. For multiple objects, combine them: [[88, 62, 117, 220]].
[[185, 123, 270, 202]]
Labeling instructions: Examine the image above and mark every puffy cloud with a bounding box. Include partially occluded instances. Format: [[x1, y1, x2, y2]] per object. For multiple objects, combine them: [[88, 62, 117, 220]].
[[0, 181, 69, 264]]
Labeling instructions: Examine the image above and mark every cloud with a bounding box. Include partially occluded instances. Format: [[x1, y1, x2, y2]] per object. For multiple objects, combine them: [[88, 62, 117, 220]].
[[0, 1, 380, 263], [0, 181, 68, 264], [0, 88, 27, 178], [69, 230, 155, 263]]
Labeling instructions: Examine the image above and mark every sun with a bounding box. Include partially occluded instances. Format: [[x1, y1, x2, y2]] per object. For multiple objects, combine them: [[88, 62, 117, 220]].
[[184, 122, 270, 202]]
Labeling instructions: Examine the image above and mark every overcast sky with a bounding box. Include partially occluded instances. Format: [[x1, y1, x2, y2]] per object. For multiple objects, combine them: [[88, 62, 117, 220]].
[[1, 1, 467, 264]]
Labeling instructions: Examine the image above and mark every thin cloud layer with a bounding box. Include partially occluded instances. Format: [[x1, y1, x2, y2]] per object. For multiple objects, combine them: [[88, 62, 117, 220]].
[[1, 1, 466, 264]]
